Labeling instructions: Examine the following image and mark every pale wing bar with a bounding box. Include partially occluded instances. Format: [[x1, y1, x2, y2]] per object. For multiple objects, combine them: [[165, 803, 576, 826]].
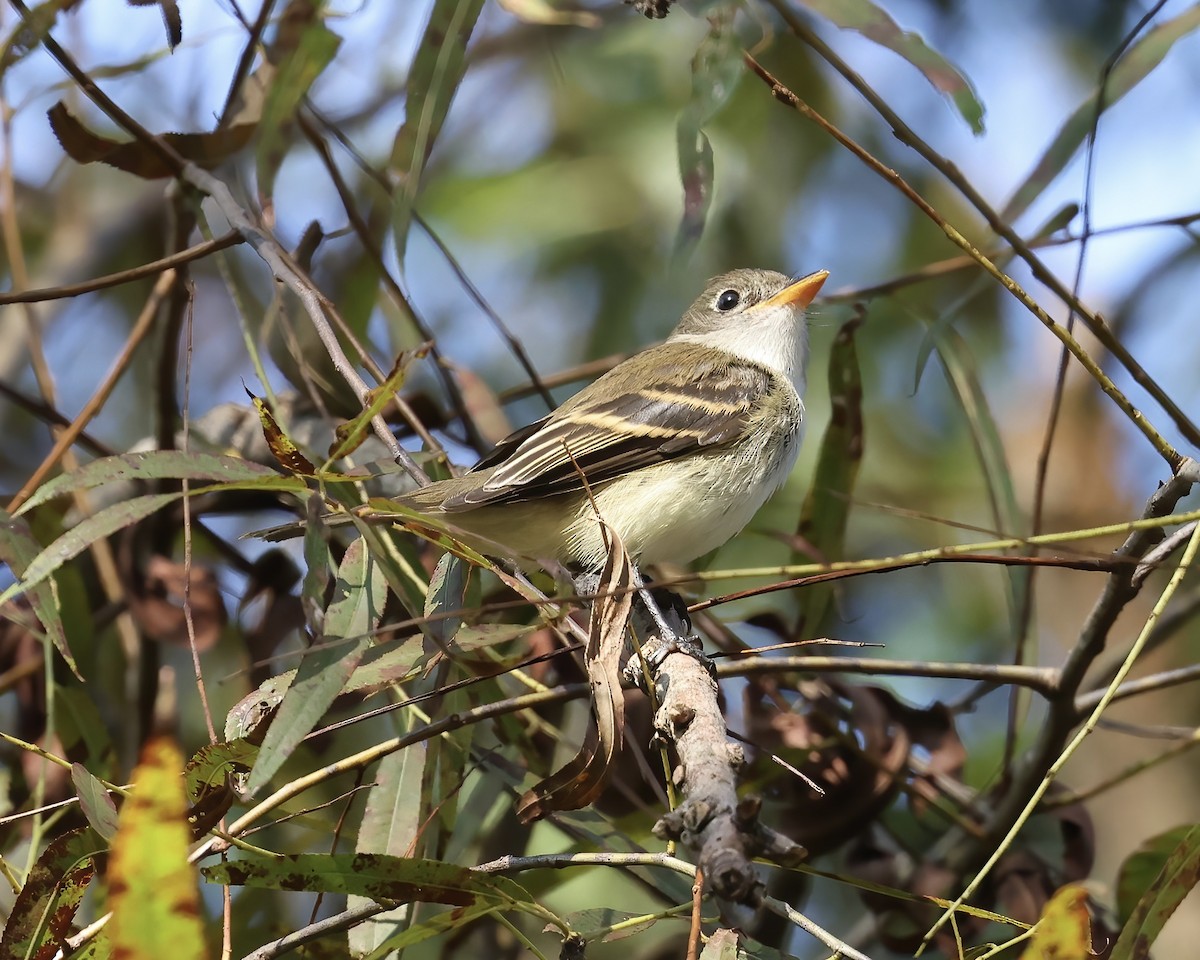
[[442, 358, 772, 510]]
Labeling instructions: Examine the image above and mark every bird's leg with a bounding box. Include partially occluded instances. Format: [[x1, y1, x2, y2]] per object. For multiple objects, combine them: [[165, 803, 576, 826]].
[[624, 566, 710, 687], [571, 569, 710, 686]]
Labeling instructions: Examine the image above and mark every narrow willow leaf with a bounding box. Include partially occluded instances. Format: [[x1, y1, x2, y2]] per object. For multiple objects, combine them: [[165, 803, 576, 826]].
[[49, 100, 255, 179], [796, 0, 984, 133], [107, 738, 207, 960], [247, 388, 316, 475], [71, 764, 119, 841], [15, 451, 279, 516], [244, 537, 388, 796], [1002, 5, 1200, 221], [327, 346, 427, 463], [794, 312, 864, 634], [1112, 824, 1200, 959], [2, 477, 305, 608], [424, 552, 469, 649], [349, 744, 428, 957], [0, 493, 179, 609], [391, 0, 486, 264], [673, 8, 738, 261], [0, 510, 78, 677], [257, 13, 341, 205], [204, 853, 532, 905]]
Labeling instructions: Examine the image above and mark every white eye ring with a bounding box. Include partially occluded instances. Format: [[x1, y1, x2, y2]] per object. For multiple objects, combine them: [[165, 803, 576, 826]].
[[716, 289, 740, 311]]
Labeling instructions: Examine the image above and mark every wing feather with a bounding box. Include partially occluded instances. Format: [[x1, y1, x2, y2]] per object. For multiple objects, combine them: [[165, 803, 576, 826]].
[[443, 344, 775, 510]]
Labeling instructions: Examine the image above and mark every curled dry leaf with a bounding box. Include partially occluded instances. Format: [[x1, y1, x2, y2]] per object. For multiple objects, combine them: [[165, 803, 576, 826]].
[[743, 678, 909, 855], [516, 524, 632, 822], [127, 555, 226, 650]]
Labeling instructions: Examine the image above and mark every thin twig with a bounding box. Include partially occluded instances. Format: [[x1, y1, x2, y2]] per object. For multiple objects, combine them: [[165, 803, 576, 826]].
[[0, 232, 243, 305], [764, 0, 1200, 454], [742, 50, 1183, 469]]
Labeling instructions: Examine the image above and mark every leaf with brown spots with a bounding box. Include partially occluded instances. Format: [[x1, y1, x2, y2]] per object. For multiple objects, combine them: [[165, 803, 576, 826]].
[[0, 826, 105, 960], [1112, 824, 1200, 960], [327, 345, 428, 463], [246, 387, 316, 476], [203, 853, 532, 907], [107, 737, 208, 960]]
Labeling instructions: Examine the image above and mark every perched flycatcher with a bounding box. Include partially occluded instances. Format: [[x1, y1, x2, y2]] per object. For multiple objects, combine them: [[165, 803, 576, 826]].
[[397, 268, 828, 570]]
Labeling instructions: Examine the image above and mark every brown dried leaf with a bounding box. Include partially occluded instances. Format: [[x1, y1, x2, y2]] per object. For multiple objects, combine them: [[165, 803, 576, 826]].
[[517, 525, 632, 822], [743, 679, 908, 855], [126, 0, 182, 49], [128, 555, 226, 650], [48, 102, 254, 179]]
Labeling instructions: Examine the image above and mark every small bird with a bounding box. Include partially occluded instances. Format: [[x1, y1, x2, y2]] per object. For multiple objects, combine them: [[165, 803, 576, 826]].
[[398, 268, 828, 571]]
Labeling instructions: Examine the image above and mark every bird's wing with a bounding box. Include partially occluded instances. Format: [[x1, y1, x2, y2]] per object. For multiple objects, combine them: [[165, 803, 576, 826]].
[[443, 347, 774, 510]]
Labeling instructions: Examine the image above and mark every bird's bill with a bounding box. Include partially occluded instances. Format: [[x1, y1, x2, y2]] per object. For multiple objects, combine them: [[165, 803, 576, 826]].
[[756, 269, 830, 311]]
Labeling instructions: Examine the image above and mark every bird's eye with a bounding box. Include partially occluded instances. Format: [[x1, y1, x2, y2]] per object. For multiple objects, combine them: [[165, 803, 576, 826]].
[[716, 289, 740, 311]]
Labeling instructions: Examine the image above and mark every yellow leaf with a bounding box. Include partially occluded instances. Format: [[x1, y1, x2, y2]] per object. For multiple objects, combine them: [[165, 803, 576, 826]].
[[1020, 884, 1093, 959], [108, 737, 208, 960]]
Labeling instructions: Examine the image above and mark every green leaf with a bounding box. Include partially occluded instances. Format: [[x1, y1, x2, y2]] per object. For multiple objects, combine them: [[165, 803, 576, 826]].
[[794, 312, 864, 633], [0, 493, 178, 609], [107, 738, 207, 960], [2, 475, 306, 609], [1114, 824, 1200, 957], [0, 510, 78, 678], [424, 552, 471, 649], [1002, 5, 1200, 221], [391, 0, 486, 264], [256, 14, 341, 205], [795, 0, 984, 133], [349, 744, 429, 957], [14, 451, 280, 516], [0, 826, 105, 960], [71, 764, 119, 841], [244, 537, 388, 796], [327, 346, 426, 464], [204, 853, 532, 905]]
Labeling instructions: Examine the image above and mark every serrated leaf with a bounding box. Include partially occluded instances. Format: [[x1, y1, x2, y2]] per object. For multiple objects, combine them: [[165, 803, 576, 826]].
[[391, 0, 486, 264], [203, 853, 531, 905], [107, 737, 207, 960], [796, 0, 984, 133], [16, 451, 280, 516], [244, 537, 388, 796], [49, 101, 255, 179], [0, 826, 105, 960], [794, 312, 864, 633], [1112, 824, 1200, 959], [71, 764, 119, 841], [1002, 5, 1200, 221], [0, 510, 78, 678]]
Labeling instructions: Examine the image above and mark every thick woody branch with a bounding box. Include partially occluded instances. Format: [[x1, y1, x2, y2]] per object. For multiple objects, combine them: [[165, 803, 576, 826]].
[[629, 602, 804, 906]]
